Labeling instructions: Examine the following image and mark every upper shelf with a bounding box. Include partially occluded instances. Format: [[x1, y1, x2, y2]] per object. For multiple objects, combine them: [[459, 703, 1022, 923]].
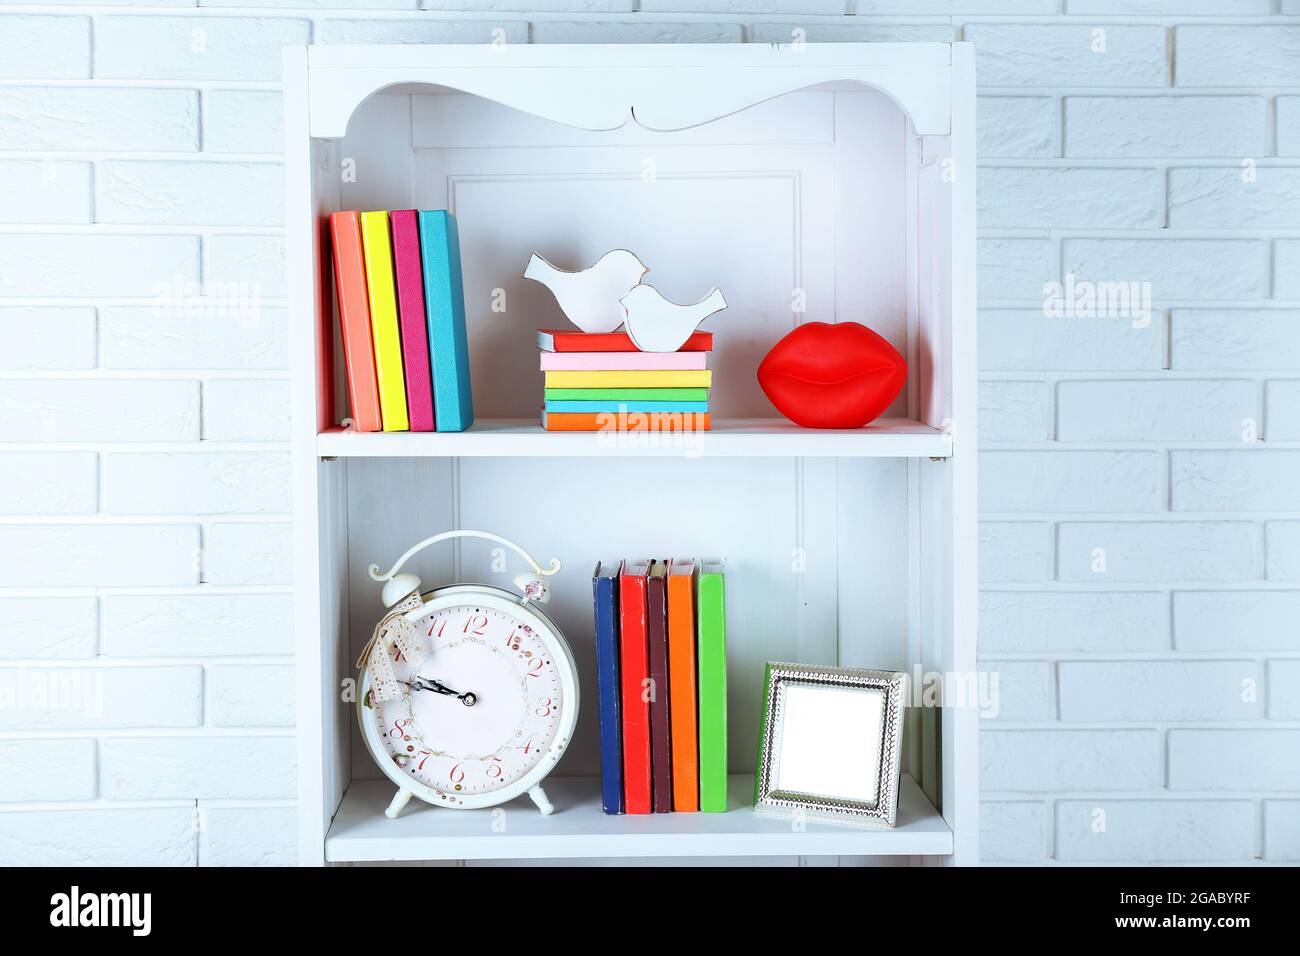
[[304, 41, 958, 138], [316, 417, 952, 459]]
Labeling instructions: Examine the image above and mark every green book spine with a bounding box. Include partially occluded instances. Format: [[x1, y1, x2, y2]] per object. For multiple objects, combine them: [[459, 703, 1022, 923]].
[[544, 387, 710, 403], [696, 564, 727, 812]]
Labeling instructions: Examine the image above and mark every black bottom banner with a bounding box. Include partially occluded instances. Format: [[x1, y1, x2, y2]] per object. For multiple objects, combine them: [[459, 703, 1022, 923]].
[[0, 864, 1284, 942]]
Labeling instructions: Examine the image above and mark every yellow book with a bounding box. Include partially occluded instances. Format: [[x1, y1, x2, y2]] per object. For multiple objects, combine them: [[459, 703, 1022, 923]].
[[359, 210, 409, 432], [544, 370, 713, 389]]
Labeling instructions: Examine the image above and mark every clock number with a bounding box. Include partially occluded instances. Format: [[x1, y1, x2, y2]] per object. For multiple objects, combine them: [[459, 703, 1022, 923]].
[[527, 657, 544, 678], [463, 614, 489, 636], [521, 734, 538, 754], [486, 758, 503, 779], [504, 629, 519, 649], [429, 617, 448, 639], [416, 749, 432, 770], [449, 763, 466, 784], [535, 697, 553, 718], [389, 718, 410, 739]]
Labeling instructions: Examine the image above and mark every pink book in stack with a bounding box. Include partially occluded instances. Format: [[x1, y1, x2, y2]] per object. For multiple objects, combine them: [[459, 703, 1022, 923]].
[[539, 351, 708, 371], [390, 209, 436, 432]]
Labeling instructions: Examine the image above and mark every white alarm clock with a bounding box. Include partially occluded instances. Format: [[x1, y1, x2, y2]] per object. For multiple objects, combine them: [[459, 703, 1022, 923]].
[[359, 530, 579, 820]]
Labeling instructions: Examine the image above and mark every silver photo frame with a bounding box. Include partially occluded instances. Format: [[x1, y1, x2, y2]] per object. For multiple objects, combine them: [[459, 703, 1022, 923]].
[[754, 662, 907, 827]]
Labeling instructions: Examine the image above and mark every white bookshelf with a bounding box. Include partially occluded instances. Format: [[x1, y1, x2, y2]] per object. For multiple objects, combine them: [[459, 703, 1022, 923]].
[[286, 42, 978, 866]]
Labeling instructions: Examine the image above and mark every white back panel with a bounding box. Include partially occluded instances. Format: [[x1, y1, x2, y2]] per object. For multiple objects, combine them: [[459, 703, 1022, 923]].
[[333, 88, 921, 782], [330, 89, 912, 420]]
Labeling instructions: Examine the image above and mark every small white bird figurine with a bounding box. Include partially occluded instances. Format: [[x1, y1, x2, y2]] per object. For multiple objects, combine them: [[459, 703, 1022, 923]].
[[620, 285, 727, 352], [523, 249, 649, 334]]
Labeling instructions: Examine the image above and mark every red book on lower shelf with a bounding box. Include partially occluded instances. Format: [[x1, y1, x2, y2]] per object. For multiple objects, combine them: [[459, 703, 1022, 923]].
[[619, 560, 652, 814], [646, 560, 673, 813]]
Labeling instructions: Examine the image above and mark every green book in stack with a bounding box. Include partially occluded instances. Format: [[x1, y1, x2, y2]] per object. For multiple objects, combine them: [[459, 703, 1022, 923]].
[[544, 387, 710, 403]]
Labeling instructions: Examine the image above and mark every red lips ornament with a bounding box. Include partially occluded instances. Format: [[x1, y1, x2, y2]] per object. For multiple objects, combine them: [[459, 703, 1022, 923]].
[[758, 322, 907, 429]]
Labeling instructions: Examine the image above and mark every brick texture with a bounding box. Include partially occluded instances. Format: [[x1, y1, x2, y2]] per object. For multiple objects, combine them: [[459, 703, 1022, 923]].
[[1, 0, 1296, 869]]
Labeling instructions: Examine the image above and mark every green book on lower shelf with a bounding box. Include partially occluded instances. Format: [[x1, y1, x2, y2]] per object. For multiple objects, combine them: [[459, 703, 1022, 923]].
[[696, 561, 727, 812]]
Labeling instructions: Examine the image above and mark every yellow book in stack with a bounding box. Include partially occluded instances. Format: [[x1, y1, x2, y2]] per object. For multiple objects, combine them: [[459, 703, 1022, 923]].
[[544, 370, 713, 389], [359, 210, 409, 432]]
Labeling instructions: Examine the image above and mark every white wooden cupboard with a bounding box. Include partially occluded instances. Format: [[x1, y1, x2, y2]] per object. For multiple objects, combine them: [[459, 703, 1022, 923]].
[[286, 41, 978, 866]]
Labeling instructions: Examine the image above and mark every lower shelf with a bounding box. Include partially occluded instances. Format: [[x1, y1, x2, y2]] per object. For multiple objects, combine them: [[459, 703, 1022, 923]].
[[324, 774, 952, 862]]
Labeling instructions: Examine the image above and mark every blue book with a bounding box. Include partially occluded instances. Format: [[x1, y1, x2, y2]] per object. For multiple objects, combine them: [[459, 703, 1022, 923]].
[[545, 400, 709, 414], [417, 210, 474, 432], [593, 561, 623, 814]]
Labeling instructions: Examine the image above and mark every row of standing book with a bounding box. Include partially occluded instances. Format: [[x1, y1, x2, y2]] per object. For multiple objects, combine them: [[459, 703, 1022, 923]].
[[329, 209, 474, 433], [593, 559, 727, 814], [539, 328, 714, 432]]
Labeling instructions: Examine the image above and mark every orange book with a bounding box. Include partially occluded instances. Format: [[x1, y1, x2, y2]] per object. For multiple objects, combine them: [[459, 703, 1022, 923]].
[[667, 559, 699, 811], [541, 412, 711, 432], [329, 212, 381, 432]]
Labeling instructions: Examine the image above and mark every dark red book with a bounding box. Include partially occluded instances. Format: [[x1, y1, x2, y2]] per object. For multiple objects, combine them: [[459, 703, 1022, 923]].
[[537, 328, 712, 353], [646, 561, 673, 812], [619, 560, 652, 814]]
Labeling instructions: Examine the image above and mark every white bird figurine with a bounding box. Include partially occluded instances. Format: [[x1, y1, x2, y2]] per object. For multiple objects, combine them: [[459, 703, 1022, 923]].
[[523, 249, 649, 334], [620, 285, 727, 352]]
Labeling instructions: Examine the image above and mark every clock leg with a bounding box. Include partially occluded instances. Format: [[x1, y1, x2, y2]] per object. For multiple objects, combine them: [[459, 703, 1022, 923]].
[[527, 785, 554, 816], [385, 787, 414, 819]]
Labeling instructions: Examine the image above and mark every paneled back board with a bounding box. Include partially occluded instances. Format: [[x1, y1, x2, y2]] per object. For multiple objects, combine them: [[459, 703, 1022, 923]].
[[339, 90, 909, 421]]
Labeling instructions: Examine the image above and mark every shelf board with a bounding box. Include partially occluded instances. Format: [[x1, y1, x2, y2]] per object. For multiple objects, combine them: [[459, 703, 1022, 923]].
[[316, 418, 952, 459], [324, 774, 951, 862]]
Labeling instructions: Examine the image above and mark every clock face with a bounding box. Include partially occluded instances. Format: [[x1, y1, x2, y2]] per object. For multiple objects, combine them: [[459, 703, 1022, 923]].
[[362, 590, 573, 808]]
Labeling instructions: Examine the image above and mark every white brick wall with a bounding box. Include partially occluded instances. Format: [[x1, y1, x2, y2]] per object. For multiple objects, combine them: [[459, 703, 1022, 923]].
[[1055, 800, 1256, 863], [961, 2, 1298, 865], [0, 160, 93, 224], [102, 594, 293, 656], [0, 87, 200, 151], [0, 1, 1295, 867], [100, 736, 296, 799], [0, 598, 97, 659]]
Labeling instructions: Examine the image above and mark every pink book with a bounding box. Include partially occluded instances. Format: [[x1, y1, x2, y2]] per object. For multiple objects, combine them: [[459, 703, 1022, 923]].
[[390, 209, 436, 432], [539, 351, 709, 371]]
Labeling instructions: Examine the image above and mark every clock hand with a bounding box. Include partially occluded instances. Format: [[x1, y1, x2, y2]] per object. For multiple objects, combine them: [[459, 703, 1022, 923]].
[[405, 676, 477, 707]]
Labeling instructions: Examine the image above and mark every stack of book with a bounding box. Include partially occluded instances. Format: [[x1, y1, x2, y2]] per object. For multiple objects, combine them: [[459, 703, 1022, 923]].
[[538, 328, 713, 432], [592, 559, 728, 814], [329, 209, 474, 433]]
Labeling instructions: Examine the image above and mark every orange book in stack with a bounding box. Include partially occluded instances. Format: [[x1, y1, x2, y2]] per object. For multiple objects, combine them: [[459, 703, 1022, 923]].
[[542, 412, 711, 432]]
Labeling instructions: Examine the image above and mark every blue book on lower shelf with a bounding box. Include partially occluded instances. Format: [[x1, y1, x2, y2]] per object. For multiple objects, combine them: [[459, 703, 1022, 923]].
[[417, 209, 474, 432], [593, 561, 623, 814]]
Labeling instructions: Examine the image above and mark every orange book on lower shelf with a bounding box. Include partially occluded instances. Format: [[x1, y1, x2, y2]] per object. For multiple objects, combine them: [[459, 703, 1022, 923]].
[[667, 559, 700, 812], [542, 412, 711, 432]]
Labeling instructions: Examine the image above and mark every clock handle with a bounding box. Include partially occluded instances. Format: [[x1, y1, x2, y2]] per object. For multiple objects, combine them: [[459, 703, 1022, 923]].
[[368, 530, 562, 608]]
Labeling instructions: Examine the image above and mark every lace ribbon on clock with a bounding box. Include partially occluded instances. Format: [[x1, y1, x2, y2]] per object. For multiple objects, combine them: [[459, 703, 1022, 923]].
[[357, 591, 427, 703]]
